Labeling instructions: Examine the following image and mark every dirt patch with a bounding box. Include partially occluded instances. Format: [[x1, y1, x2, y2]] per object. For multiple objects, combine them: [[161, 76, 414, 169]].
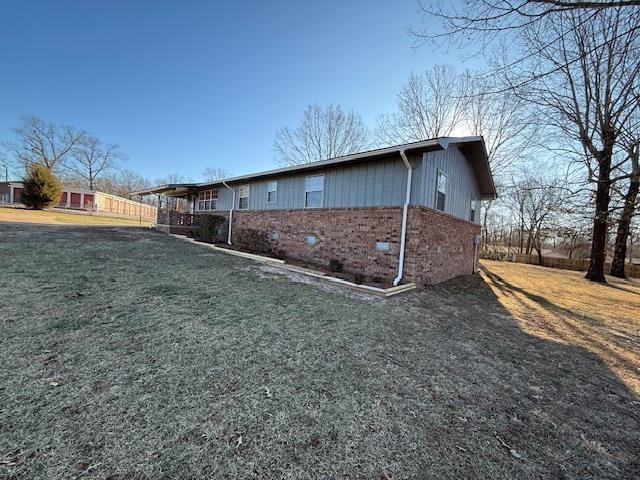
[[0, 224, 638, 479]]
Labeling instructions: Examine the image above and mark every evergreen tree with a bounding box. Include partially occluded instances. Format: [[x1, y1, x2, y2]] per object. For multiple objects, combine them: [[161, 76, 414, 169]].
[[21, 164, 63, 210]]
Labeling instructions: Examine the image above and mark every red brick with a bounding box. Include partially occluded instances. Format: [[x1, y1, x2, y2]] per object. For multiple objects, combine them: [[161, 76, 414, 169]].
[[163, 206, 480, 285]]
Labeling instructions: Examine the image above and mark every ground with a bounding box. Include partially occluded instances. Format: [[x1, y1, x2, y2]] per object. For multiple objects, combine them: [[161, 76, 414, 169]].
[[0, 224, 638, 479], [0, 206, 152, 226]]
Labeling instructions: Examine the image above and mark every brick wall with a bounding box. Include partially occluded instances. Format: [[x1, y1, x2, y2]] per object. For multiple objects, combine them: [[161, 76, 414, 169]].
[[159, 206, 480, 285], [231, 207, 402, 282], [404, 206, 481, 285]]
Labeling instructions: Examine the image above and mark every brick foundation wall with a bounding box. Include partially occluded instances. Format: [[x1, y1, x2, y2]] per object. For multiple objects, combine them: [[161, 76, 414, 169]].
[[404, 206, 481, 285], [231, 207, 403, 283], [159, 206, 481, 285]]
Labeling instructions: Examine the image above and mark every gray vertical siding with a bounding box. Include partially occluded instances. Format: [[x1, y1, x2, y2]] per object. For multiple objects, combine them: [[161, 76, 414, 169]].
[[323, 153, 422, 208], [420, 146, 481, 223], [193, 146, 480, 224]]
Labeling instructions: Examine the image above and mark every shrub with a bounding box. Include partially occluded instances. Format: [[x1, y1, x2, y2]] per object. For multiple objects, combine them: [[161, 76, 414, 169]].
[[216, 219, 230, 243], [234, 228, 271, 254], [197, 215, 226, 243], [20, 164, 63, 210], [328, 259, 343, 273]]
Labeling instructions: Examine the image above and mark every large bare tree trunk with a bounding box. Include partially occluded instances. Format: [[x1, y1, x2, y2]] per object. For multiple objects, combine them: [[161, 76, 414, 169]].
[[534, 233, 544, 265], [611, 175, 639, 277], [585, 155, 612, 282]]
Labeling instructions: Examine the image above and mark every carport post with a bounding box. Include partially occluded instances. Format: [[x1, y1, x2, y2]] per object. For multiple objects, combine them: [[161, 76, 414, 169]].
[[138, 194, 144, 226], [156, 194, 161, 226]]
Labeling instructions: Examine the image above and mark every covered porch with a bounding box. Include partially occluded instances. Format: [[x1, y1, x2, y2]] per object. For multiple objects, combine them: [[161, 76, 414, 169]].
[[133, 183, 203, 234]]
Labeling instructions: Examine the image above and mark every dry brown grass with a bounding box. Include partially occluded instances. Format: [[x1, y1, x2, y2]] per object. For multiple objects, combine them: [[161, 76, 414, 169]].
[[481, 260, 640, 396], [0, 206, 152, 226], [1, 224, 638, 479]]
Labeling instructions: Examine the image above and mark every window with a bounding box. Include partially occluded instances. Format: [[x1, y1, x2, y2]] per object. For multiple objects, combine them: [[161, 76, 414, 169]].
[[267, 180, 277, 203], [197, 189, 218, 211], [305, 175, 324, 208], [435, 171, 447, 212], [469, 198, 476, 222], [238, 185, 249, 210]]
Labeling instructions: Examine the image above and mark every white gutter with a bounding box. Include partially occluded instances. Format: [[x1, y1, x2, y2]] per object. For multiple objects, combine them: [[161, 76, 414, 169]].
[[393, 149, 412, 286], [222, 181, 235, 245]]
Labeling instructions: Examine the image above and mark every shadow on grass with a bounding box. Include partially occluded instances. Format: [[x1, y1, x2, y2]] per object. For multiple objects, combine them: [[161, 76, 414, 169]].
[[603, 281, 640, 296], [401, 266, 639, 478], [480, 267, 639, 381]]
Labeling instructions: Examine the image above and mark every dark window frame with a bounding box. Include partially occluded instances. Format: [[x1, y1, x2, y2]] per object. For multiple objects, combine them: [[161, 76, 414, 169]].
[[304, 174, 324, 208], [267, 180, 277, 204], [435, 170, 447, 212], [238, 185, 250, 210]]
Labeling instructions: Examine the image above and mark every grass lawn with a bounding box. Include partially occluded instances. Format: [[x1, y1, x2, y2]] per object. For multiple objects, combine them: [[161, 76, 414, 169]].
[[0, 206, 152, 226], [0, 224, 638, 479]]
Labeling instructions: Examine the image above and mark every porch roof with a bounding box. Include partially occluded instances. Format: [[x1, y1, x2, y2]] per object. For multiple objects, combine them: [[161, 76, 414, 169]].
[[132, 183, 196, 197]]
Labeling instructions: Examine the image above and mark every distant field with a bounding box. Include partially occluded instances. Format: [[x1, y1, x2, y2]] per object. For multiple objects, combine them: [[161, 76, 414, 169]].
[[0, 206, 152, 226]]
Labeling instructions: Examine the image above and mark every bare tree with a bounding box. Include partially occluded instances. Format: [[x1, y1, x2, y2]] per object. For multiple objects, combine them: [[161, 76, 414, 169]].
[[67, 136, 125, 190], [556, 224, 592, 259], [111, 169, 152, 198], [463, 73, 535, 177], [274, 104, 370, 166], [376, 66, 467, 145], [505, 8, 640, 282], [487, 164, 570, 261], [202, 167, 230, 182], [152, 173, 194, 212], [0, 152, 11, 182], [3, 116, 86, 172], [155, 173, 193, 185], [523, 176, 567, 264], [463, 72, 539, 241], [611, 127, 640, 277], [412, 1, 640, 54], [482, 164, 572, 263]]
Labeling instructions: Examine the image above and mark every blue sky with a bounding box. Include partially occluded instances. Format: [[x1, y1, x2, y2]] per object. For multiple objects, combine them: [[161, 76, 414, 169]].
[[0, 0, 476, 182]]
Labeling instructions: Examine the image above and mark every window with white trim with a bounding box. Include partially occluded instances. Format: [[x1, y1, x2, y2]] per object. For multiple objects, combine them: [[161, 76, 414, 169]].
[[238, 185, 250, 210], [267, 180, 277, 203], [305, 175, 324, 208], [435, 170, 447, 212], [469, 198, 476, 222], [197, 189, 218, 211]]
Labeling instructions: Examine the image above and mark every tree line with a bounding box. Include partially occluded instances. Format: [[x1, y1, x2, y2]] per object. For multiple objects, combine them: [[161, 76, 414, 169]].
[[1, 116, 231, 205]]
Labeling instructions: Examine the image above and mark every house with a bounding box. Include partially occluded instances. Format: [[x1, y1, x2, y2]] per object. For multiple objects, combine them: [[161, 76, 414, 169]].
[[0, 181, 157, 220], [134, 137, 496, 285]]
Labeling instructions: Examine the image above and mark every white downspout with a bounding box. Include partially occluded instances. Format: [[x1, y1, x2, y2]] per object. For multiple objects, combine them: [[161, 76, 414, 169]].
[[393, 149, 412, 286], [222, 181, 235, 245]]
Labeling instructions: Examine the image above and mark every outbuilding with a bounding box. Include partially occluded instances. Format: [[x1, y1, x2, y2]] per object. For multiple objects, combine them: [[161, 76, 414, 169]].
[[1, 182, 157, 221]]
